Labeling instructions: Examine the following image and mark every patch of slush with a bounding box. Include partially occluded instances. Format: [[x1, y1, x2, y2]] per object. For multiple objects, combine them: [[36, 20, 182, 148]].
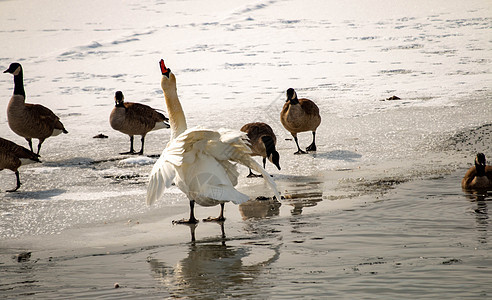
[[118, 156, 157, 166]]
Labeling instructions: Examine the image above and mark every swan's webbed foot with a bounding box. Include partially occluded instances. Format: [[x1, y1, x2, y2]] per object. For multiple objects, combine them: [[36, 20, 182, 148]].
[[203, 203, 225, 222], [202, 216, 226, 222], [173, 217, 199, 225]]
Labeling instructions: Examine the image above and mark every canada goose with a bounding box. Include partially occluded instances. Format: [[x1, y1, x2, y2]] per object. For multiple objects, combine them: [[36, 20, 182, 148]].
[[109, 91, 170, 155], [147, 59, 280, 224], [280, 88, 321, 154], [4, 62, 68, 155], [462, 153, 492, 191], [240, 122, 281, 177], [0, 137, 40, 192]]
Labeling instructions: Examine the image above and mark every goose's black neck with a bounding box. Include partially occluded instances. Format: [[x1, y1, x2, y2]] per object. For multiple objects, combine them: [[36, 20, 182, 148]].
[[13, 70, 25, 98], [289, 96, 300, 105], [475, 163, 486, 177], [262, 136, 276, 156]]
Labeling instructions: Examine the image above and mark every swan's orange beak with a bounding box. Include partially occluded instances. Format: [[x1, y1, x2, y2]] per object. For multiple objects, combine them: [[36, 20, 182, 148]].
[[160, 59, 170, 77]]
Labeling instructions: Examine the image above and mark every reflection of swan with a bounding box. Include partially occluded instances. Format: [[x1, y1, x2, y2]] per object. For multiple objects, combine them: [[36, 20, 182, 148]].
[[462, 153, 492, 191], [147, 60, 280, 223], [148, 238, 280, 298], [239, 197, 281, 220]]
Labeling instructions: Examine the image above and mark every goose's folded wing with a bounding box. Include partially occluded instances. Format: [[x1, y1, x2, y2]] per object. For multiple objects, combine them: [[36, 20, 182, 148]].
[[146, 152, 177, 206]]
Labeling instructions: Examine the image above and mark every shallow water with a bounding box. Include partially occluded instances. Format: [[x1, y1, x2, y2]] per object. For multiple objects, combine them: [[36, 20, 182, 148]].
[[1, 171, 490, 299], [0, 0, 491, 298]]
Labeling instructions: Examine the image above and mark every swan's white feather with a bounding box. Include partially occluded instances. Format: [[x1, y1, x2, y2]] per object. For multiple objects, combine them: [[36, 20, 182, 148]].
[[147, 127, 280, 206], [146, 153, 176, 205]]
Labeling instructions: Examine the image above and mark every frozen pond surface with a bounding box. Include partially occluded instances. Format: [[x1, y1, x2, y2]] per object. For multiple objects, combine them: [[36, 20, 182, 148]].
[[0, 0, 491, 298]]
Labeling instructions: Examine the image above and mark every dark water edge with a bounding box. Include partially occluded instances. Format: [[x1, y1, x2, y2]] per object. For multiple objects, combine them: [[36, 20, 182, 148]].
[[0, 169, 490, 299]]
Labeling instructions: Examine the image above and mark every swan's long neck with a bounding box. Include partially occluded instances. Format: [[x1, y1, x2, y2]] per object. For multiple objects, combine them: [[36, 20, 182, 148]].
[[162, 78, 187, 140]]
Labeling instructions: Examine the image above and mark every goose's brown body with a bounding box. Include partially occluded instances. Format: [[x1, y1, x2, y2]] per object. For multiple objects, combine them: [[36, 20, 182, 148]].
[[110, 102, 168, 136], [280, 88, 321, 154], [462, 153, 492, 190], [240, 122, 281, 177], [0, 137, 40, 192], [280, 98, 321, 134], [7, 95, 67, 140], [4, 63, 67, 155], [240, 122, 277, 158], [109, 91, 169, 154]]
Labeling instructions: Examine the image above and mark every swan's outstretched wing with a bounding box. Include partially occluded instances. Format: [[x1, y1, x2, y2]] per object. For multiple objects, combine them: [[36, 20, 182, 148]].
[[209, 129, 281, 201], [147, 150, 178, 206], [148, 128, 281, 206]]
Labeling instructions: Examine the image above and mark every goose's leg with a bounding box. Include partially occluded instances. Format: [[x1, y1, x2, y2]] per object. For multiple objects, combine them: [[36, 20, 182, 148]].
[[203, 203, 226, 222], [173, 200, 199, 224], [7, 171, 21, 192], [36, 139, 45, 155], [293, 134, 307, 155], [247, 168, 262, 178], [25, 138, 33, 153], [306, 131, 317, 152], [138, 135, 146, 155], [120, 135, 136, 155]]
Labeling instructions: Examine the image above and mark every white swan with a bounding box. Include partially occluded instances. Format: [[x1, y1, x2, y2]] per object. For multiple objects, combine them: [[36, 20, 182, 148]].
[[146, 59, 280, 223]]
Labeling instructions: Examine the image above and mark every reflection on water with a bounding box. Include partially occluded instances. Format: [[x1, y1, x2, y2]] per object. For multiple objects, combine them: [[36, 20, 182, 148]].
[[463, 190, 490, 244], [148, 230, 280, 298], [280, 176, 323, 215], [186, 222, 225, 242], [239, 197, 281, 220]]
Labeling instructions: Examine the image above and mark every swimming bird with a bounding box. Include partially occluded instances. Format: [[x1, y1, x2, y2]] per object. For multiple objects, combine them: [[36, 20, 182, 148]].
[[147, 59, 281, 224], [461, 153, 492, 191], [110, 91, 170, 155], [0, 137, 40, 192], [280, 88, 321, 154], [4, 62, 68, 155], [240, 122, 281, 177]]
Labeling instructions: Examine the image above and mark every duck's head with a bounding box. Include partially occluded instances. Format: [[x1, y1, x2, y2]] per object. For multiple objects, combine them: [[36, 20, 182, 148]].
[[475, 153, 486, 167], [114, 91, 125, 106], [286, 88, 299, 104], [159, 59, 176, 91], [3, 62, 22, 76]]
